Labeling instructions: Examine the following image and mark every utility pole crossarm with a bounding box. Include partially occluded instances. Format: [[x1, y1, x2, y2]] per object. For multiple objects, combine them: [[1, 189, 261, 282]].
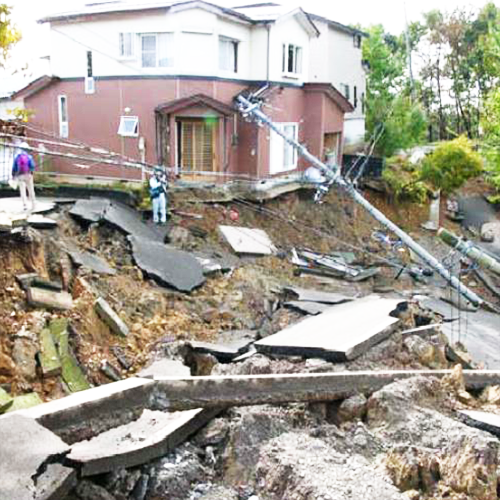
[[236, 93, 483, 307]]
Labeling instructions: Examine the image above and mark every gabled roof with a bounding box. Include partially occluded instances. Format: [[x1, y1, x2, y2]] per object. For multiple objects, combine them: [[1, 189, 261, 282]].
[[155, 93, 236, 115], [11, 76, 60, 100], [303, 83, 354, 114], [307, 13, 367, 38]]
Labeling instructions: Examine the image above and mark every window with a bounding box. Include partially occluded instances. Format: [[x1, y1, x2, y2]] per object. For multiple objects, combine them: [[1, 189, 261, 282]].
[[140, 33, 174, 68], [282, 43, 302, 75], [85, 51, 95, 94], [119, 33, 134, 58], [341, 83, 350, 102], [354, 85, 357, 109], [58, 95, 68, 138], [219, 36, 238, 73], [269, 123, 298, 174], [87, 51, 93, 77], [353, 34, 362, 48], [118, 116, 139, 137]]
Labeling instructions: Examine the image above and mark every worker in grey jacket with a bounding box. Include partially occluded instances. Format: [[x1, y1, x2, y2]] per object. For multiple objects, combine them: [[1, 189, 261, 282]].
[[149, 166, 168, 224]]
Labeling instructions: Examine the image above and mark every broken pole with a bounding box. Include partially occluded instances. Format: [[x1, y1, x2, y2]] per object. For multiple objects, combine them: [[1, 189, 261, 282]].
[[236, 94, 483, 307], [151, 369, 500, 412], [438, 227, 500, 276]]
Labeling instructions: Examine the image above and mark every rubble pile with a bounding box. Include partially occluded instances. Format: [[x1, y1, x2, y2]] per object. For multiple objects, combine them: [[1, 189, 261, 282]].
[[0, 185, 499, 500]]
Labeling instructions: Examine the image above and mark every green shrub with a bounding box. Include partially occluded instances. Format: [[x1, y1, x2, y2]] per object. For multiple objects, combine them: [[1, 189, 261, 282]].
[[420, 136, 483, 194], [382, 157, 430, 204]]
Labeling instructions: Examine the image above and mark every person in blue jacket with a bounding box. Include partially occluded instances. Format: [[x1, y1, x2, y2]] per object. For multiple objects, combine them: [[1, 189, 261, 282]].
[[149, 166, 168, 224], [12, 141, 36, 211]]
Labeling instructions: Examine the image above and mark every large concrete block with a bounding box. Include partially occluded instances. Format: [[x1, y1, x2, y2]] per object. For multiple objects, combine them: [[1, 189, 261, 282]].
[[95, 298, 130, 337]]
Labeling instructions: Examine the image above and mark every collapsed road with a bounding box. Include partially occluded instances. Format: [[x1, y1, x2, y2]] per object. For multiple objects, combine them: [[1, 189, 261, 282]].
[[0, 171, 499, 500]]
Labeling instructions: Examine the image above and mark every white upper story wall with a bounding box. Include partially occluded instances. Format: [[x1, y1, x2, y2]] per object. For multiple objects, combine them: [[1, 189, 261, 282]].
[[309, 18, 366, 120], [47, 4, 314, 85]]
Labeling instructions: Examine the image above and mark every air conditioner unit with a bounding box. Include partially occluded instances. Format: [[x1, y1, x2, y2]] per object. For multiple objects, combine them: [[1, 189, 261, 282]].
[[60, 122, 69, 138], [85, 76, 95, 94]]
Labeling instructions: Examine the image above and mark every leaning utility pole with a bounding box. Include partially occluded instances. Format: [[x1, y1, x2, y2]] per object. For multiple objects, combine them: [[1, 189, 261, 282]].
[[236, 93, 483, 307]]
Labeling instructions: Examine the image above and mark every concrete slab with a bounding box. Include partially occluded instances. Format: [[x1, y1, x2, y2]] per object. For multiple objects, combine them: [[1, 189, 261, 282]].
[[68, 408, 218, 476], [458, 410, 500, 437], [67, 248, 116, 276], [105, 202, 164, 241], [6, 392, 43, 412], [95, 298, 130, 337], [70, 198, 109, 223], [415, 296, 460, 321], [255, 295, 404, 361], [128, 236, 205, 292], [27, 214, 58, 229], [0, 387, 13, 412], [58, 329, 91, 393], [0, 414, 72, 500], [282, 286, 355, 305], [27, 287, 73, 310], [193, 250, 240, 275], [219, 225, 276, 255], [440, 309, 500, 369], [0, 197, 56, 216], [284, 300, 331, 315], [39, 328, 62, 377], [459, 196, 497, 230], [138, 359, 191, 379], [188, 341, 248, 362]]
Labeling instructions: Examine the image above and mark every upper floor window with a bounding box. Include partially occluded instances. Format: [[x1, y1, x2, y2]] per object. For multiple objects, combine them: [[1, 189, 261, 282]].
[[219, 36, 238, 73], [353, 34, 362, 48], [119, 33, 135, 58], [341, 83, 350, 102], [140, 33, 174, 68], [282, 43, 302, 76]]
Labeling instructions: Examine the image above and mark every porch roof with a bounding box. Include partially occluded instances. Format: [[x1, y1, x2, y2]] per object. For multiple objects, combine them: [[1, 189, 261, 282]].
[[155, 94, 236, 116]]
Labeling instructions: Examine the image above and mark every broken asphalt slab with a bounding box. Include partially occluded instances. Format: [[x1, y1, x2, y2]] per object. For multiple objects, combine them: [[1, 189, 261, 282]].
[[0, 414, 75, 500], [128, 236, 205, 292], [284, 300, 331, 315], [70, 199, 167, 242], [67, 408, 219, 476], [255, 295, 405, 361], [67, 247, 116, 276], [282, 286, 355, 304], [138, 359, 191, 379]]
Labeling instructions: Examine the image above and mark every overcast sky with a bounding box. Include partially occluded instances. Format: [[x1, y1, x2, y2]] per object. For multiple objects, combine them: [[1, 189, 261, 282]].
[[2, 0, 497, 93]]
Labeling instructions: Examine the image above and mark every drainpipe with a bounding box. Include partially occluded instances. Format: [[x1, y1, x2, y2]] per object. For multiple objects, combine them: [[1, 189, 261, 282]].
[[266, 22, 271, 84]]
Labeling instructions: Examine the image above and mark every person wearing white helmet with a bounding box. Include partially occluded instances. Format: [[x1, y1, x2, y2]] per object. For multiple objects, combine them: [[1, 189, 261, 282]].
[[149, 166, 168, 224], [11, 141, 37, 212]]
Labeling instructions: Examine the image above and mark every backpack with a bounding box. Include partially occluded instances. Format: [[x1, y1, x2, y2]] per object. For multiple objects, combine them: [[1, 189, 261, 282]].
[[15, 153, 32, 175]]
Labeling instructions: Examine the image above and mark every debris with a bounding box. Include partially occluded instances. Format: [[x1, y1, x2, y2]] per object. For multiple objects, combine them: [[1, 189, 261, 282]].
[[6, 392, 43, 412], [414, 296, 460, 321], [67, 408, 219, 476], [31, 277, 63, 292], [219, 225, 276, 255], [187, 340, 251, 363], [0, 415, 75, 500], [400, 324, 441, 338], [38, 328, 62, 377], [0, 212, 28, 232], [128, 237, 205, 292], [67, 248, 116, 276], [255, 296, 405, 361], [138, 359, 191, 379], [100, 360, 122, 382], [0, 387, 13, 412], [193, 250, 239, 276], [291, 248, 379, 282], [95, 298, 130, 338], [16, 272, 39, 290], [26, 287, 73, 310], [421, 191, 440, 231]]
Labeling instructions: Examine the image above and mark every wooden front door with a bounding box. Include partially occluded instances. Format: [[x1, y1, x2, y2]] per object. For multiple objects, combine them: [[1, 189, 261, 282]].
[[178, 118, 217, 173]]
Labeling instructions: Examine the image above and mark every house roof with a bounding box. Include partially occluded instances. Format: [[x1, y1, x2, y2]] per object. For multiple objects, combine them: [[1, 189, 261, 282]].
[[37, 0, 354, 38], [307, 12, 367, 38], [303, 83, 354, 114], [155, 93, 236, 115], [11, 76, 61, 100]]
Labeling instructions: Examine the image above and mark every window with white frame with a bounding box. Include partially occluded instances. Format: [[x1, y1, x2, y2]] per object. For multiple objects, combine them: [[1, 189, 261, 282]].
[[119, 32, 135, 58], [140, 33, 174, 68], [58, 95, 69, 138], [118, 116, 139, 137], [341, 83, 350, 102], [219, 36, 238, 73], [282, 43, 302, 76], [269, 123, 298, 174]]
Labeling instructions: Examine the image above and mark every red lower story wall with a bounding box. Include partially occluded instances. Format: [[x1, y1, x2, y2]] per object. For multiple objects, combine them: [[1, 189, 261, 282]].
[[24, 77, 346, 182]]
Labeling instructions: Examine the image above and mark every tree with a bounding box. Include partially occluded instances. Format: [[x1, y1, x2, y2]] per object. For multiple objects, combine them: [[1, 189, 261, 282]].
[[362, 25, 427, 157], [481, 86, 500, 195], [0, 4, 20, 68]]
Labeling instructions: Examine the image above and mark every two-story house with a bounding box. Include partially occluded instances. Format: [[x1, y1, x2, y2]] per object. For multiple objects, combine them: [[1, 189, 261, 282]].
[[12, 1, 366, 182]]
